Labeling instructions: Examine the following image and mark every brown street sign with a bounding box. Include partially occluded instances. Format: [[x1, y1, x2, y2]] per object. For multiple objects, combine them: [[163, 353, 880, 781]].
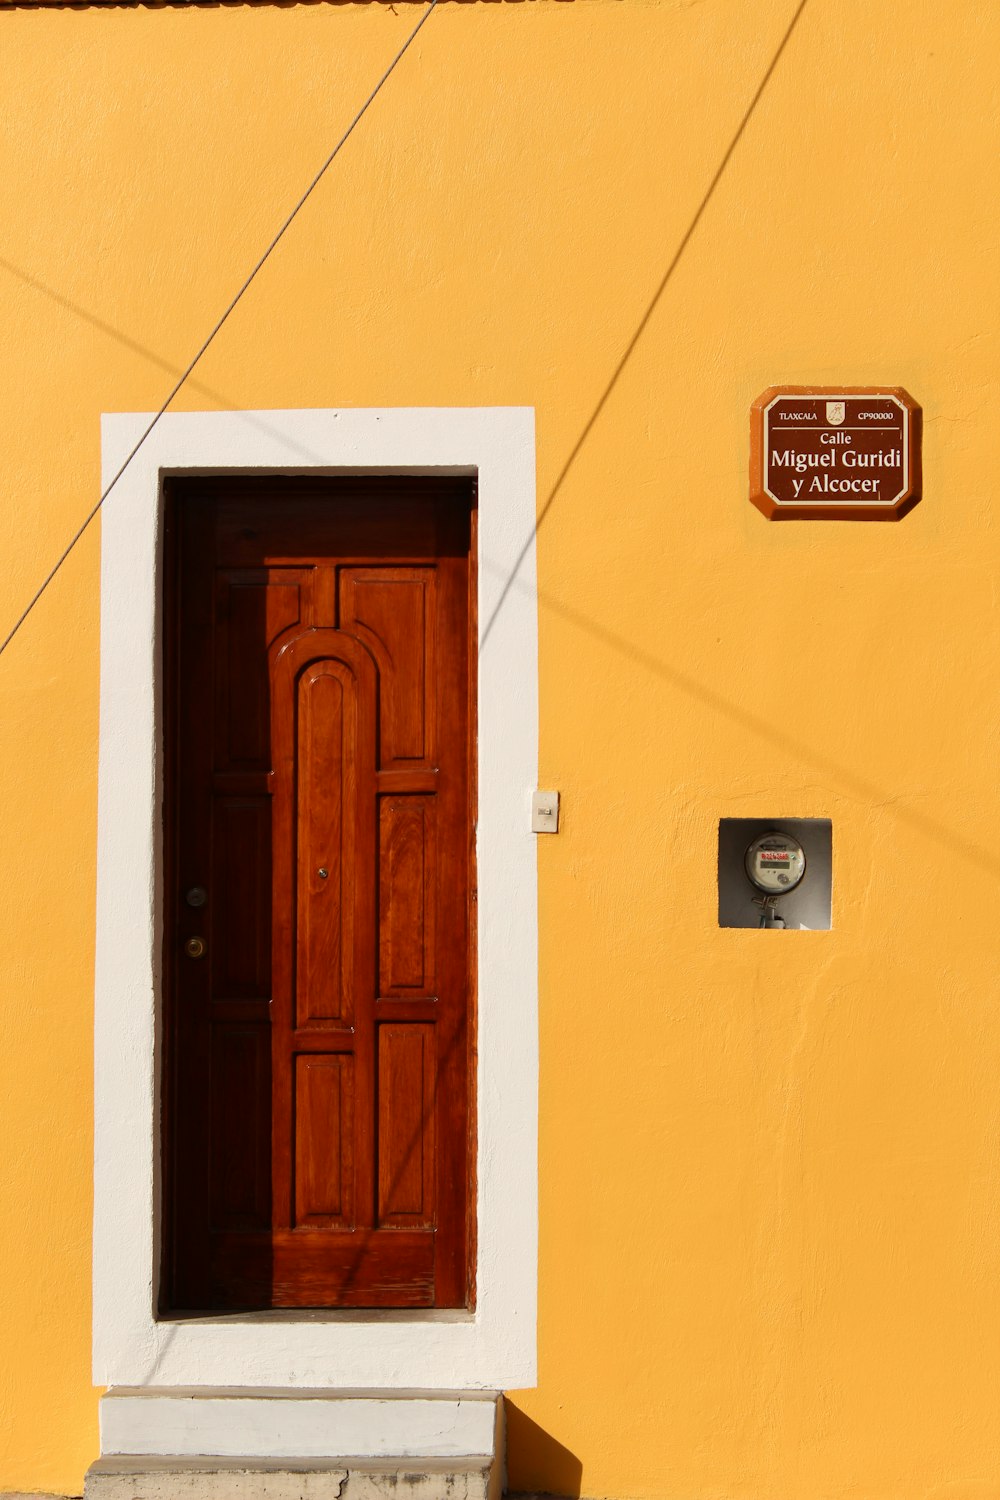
[[750, 387, 922, 520]]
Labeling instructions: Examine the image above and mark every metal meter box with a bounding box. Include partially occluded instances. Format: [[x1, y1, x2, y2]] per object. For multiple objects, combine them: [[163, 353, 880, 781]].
[[718, 817, 832, 930]]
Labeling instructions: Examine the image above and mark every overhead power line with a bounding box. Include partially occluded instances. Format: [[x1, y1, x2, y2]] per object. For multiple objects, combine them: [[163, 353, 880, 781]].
[[0, 0, 440, 661]]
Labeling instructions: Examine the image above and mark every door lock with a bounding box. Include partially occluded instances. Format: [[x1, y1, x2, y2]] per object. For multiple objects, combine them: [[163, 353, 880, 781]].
[[184, 936, 207, 959]]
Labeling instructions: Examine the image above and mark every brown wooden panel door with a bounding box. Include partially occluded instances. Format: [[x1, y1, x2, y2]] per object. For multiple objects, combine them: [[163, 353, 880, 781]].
[[163, 478, 475, 1311]]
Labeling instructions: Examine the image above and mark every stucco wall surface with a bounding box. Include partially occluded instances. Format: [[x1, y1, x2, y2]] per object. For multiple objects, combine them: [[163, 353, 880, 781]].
[[0, 1, 998, 1496]]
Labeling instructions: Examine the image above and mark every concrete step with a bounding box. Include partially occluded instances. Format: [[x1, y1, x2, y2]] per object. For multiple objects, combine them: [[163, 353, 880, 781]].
[[97, 1389, 503, 1462], [87, 1390, 504, 1500], [85, 1454, 498, 1500]]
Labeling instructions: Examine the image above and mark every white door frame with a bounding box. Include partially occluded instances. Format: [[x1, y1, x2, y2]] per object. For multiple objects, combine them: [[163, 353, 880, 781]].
[[93, 407, 538, 1392]]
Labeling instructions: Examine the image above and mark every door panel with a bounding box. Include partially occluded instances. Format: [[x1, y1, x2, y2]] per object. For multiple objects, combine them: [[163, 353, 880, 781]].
[[340, 569, 436, 766], [294, 1053, 355, 1228], [163, 478, 474, 1311], [378, 1023, 436, 1227], [379, 796, 437, 995], [293, 658, 362, 1028], [212, 799, 271, 999], [208, 1023, 271, 1230]]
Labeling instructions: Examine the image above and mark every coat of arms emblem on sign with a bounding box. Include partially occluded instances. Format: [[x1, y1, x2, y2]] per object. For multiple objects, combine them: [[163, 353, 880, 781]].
[[826, 400, 846, 425]]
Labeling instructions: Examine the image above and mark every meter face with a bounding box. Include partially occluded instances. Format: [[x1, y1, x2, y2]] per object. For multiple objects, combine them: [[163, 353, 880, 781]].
[[745, 832, 806, 894]]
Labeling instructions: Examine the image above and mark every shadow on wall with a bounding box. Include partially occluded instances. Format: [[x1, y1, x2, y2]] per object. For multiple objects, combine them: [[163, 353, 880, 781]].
[[505, 1404, 583, 1500]]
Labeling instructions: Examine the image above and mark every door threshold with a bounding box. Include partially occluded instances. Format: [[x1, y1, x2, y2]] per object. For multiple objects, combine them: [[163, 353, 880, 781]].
[[157, 1307, 476, 1326]]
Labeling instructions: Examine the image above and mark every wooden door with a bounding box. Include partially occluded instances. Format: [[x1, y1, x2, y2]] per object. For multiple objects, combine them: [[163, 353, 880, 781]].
[[162, 478, 475, 1311]]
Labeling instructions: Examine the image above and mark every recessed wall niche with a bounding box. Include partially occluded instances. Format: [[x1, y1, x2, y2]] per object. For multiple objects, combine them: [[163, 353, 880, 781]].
[[718, 818, 832, 930]]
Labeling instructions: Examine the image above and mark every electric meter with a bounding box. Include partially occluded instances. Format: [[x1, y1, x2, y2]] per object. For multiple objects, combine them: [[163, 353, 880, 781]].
[[744, 831, 806, 895]]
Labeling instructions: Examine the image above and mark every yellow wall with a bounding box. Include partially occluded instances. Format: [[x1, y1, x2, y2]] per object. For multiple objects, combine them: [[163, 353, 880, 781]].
[[1, 0, 998, 1493]]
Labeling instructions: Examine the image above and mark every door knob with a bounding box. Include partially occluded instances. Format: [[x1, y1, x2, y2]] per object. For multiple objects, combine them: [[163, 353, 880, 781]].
[[184, 936, 207, 959]]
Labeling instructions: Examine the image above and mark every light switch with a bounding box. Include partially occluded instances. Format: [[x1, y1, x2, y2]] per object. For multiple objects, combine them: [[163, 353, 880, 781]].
[[532, 790, 560, 833]]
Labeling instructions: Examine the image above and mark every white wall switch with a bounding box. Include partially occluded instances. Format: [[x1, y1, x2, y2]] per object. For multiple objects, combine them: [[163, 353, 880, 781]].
[[532, 790, 560, 833]]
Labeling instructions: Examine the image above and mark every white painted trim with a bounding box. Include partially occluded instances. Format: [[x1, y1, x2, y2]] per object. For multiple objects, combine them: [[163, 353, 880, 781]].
[[99, 1389, 499, 1460], [94, 408, 538, 1393]]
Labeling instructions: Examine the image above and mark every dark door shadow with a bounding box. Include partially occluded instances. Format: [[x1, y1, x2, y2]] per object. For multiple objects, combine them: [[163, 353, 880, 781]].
[[504, 1403, 583, 1499]]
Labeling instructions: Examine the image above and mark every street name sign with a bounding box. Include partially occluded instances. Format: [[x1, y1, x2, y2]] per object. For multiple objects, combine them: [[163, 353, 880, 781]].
[[750, 386, 922, 521]]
